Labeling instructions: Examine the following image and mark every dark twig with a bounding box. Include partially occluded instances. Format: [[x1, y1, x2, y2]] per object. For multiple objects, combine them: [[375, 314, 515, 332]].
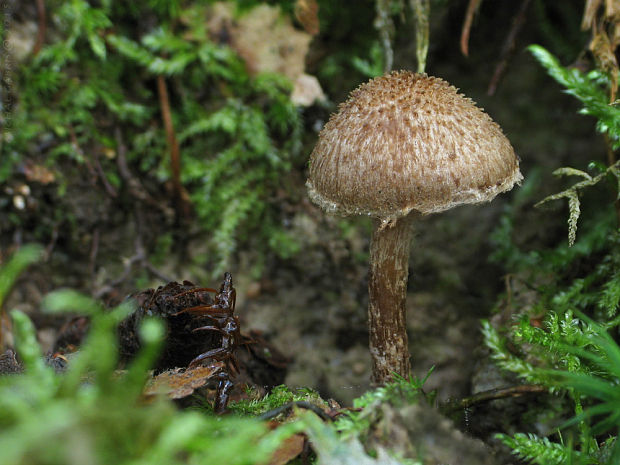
[[460, 0, 482, 57], [114, 127, 175, 219], [487, 0, 531, 96], [258, 401, 333, 422], [93, 208, 172, 299], [44, 223, 59, 261], [93, 152, 118, 198], [32, 0, 46, 56], [156, 75, 190, 221], [88, 227, 99, 279], [70, 126, 118, 198], [92, 242, 171, 299], [68, 126, 97, 184], [440, 384, 547, 414]]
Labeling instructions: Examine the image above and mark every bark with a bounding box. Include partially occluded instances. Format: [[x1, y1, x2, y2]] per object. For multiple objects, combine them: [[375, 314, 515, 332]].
[[368, 215, 413, 384]]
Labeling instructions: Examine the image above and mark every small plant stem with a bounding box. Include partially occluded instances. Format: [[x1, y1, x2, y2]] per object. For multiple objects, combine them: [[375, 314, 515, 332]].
[[32, 0, 46, 56], [375, 0, 394, 73], [410, 0, 430, 74], [487, 0, 531, 96], [460, 0, 482, 57], [156, 74, 189, 221], [440, 384, 547, 413], [368, 215, 413, 384]]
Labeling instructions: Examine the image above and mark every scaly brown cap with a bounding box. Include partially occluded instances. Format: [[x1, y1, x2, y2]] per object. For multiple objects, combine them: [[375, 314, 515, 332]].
[[306, 71, 523, 222]]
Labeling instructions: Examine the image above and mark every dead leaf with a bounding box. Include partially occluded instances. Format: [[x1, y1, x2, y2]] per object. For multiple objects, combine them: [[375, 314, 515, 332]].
[[22, 162, 56, 184], [268, 434, 306, 465], [590, 29, 619, 100], [606, 0, 620, 20], [144, 363, 223, 399], [295, 0, 319, 36], [217, 3, 313, 80], [582, 0, 603, 30], [291, 73, 325, 106]]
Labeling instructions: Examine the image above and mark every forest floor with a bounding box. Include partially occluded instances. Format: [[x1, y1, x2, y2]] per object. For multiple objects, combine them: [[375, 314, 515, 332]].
[[1, 3, 608, 463]]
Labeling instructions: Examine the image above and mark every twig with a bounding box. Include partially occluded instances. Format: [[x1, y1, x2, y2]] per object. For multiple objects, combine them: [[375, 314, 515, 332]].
[[499, 273, 514, 324], [114, 127, 174, 219], [460, 0, 482, 57], [44, 223, 59, 261], [487, 0, 531, 96], [440, 384, 547, 414], [70, 126, 118, 198], [156, 75, 190, 221], [68, 126, 97, 184], [93, 233, 172, 299], [93, 205, 172, 299], [93, 151, 118, 198], [32, 0, 46, 56]]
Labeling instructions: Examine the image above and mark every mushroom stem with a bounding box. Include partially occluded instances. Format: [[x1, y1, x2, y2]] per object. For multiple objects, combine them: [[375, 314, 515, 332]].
[[368, 215, 413, 384]]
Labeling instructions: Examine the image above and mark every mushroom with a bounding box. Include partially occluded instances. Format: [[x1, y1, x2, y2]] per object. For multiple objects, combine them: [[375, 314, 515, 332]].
[[306, 71, 522, 384]]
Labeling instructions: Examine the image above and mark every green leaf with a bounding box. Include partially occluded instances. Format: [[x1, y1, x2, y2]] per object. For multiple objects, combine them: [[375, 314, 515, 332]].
[[529, 44, 620, 149], [10, 310, 50, 378], [88, 34, 107, 59], [0, 245, 43, 308]]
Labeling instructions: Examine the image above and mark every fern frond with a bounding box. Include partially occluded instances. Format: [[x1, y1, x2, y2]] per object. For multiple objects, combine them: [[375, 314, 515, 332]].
[[481, 320, 544, 385], [599, 271, 620, 318], [148, 52, 197, 75], [529, 44, 620, 148], [178, 103, 240, 143], [497, 433, 578, 465], [211, 191, 261, 276], [142, 27, 191, 54], [107, 35, 155, 67], [535, 160, 620, 246]]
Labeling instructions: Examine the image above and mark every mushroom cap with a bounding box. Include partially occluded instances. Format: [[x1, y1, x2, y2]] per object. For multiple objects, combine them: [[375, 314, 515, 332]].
[[306, 71, 523, 222]]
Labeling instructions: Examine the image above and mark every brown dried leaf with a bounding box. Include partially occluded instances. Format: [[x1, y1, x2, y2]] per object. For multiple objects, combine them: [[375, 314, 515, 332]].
[[268, 434, 306, 465], [591, 29, 618, 70], [590, 29, 619, 100], [295, 0, 319, 36], [605, 0, 620, 19], [291, 73, 325, 106], [582, 0, 603, 30], [232, 4, 312, 79], [607, 0, 620, 47], [144, 363, 223, 399], [460, 0, 483, 56], [22, 162, 56, 184]]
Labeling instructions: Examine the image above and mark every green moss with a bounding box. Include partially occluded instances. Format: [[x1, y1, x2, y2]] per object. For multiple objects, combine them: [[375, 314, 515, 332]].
[[0, 248, 297, 465], [229, 385, 325, 416], [1, 0, 304, 277]]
